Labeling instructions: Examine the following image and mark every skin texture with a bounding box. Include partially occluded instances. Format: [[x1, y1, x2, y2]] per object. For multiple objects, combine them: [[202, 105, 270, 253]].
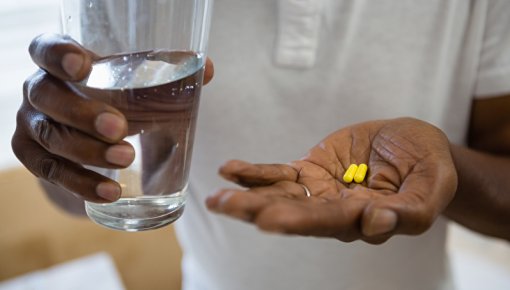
[[12, 33, 510, 242]]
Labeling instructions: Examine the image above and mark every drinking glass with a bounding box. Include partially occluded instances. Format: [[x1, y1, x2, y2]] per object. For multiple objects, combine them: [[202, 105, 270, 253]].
[[60, 0, 213, 231]]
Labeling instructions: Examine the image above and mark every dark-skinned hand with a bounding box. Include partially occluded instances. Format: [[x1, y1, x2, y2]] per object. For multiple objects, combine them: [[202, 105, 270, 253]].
[[206, 118, 458, 244], [11, 33, 214, 203]]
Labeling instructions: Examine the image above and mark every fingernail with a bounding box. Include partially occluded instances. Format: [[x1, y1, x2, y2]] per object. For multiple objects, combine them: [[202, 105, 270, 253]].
[[363, 209, 397, 237], [105, 145, 135, 166], [96, 182, 121, 201], [95, 112, 126, 140], [62, 53, 84, 79]]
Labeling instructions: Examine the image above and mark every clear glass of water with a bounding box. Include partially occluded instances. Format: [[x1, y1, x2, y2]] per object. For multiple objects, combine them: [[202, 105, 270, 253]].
[[60, 0, 213, 231]]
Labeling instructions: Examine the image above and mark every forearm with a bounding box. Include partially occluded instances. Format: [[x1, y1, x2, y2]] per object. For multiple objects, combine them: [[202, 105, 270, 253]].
[[444, 144, 510, 240], [39, 179, 87, 216]]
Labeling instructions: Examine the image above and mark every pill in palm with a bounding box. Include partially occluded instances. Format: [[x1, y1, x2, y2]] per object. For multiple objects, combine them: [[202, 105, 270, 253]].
[[343, 164, 358, 183], [354, 163, 368, 183]]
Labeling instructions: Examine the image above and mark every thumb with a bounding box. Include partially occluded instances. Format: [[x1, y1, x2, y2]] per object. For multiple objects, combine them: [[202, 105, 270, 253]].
[[361, 207, 398, 237], [361, 193, 437, 237]]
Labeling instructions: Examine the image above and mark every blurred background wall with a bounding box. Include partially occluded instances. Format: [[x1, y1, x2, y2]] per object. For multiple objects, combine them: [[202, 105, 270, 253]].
[[0, 1, 508, 289]]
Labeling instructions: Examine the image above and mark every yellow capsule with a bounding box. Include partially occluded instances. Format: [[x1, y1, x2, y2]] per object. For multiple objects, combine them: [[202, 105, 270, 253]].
[[343, 164, 358, 183], [353, 163, 368, 183]]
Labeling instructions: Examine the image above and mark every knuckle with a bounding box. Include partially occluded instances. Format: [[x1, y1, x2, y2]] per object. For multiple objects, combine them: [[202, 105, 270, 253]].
[[37, 157, 63, 183], [11, 126, 37, 167], [15, 100, 31, 130], [28, 34, 45, 57], [15, 105, 29, 129], [26, 72, 52, 107], [23, 70, 45, 97], [29, 33, 62, 60], [23, 78, 31, 97], [10, 132, 25, 161], [34, 118, 54, 150]]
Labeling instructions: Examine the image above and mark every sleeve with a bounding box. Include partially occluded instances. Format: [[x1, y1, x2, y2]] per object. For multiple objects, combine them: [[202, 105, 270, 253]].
[[473, 0, 510, 98]]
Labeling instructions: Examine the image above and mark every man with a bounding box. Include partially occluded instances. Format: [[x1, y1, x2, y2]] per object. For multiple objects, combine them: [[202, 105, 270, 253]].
[[12, 1, 510, 289]]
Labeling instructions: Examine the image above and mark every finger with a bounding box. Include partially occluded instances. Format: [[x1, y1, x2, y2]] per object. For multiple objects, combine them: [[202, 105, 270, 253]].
[[29, 33, 93, 81], [219, 160, 298, 187], [203, 57, 214, 85], [208, 184, 370, 241], [255, 198, 369, 240], [206, 180, 313, 218], [206, 189, 272, 221], [12, 136, 121, 203], [25, 71, 128, 143], [251, 181, 314, 199], [27, 114, 134, 168]]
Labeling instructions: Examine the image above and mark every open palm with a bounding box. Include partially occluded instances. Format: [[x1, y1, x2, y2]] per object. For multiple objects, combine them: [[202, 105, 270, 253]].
[[206, 118, 457, 244]]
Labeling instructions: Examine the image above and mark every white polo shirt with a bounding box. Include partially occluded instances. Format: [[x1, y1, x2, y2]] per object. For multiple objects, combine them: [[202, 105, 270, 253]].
[[177, 1, 510, 290]]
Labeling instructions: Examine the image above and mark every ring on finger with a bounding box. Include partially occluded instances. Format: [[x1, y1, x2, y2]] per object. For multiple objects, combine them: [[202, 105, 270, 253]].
[[300, 184, 312, 198]]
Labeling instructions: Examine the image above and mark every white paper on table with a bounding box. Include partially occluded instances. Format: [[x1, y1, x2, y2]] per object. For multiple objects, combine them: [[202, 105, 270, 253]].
[[0, 252, 125, 290]]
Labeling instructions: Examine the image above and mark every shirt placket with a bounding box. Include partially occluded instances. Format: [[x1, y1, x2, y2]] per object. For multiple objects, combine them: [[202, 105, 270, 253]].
[[275, 0, 324, 68]]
